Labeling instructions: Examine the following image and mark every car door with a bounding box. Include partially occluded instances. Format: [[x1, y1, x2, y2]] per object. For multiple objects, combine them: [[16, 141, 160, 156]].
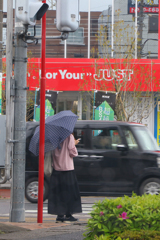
[[74, 125, 126, 194], [118, 126, 147, 192], [73, 127, 90, 192]]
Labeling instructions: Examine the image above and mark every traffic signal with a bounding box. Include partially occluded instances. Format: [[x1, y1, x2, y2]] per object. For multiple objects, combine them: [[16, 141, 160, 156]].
[[16, 0, 49, 26], [56, 0, 80, 32]]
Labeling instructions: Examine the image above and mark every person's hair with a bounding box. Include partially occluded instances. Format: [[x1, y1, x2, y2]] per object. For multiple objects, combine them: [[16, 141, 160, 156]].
[[72, 132, 75, 139]]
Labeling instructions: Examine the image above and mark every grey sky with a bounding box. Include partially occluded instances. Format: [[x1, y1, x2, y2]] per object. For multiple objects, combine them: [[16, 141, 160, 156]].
[[80, 0, 112, 11], [3, 0, 112, 12]]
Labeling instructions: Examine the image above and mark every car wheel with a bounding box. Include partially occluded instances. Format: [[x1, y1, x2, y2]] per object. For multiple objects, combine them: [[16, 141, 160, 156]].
[[25, 177, 49, 203], [139, 178, 160, 195]]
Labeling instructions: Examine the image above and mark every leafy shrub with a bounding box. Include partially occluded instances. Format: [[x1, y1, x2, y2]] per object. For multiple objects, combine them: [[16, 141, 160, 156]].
[[83, 193, 160, 239], [92, 230, 160, 240], [116, 230, 160, 239], [94, 230, 160, 240]]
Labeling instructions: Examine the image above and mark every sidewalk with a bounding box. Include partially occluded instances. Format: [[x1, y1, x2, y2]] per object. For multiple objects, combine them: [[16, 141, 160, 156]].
[[0, 221, 87, 240], [0, 182, 87, 239]]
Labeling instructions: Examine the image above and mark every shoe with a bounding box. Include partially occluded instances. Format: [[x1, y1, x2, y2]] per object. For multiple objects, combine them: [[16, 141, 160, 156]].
[[64, 215, 78, 223], [56, 216, 64, 223]]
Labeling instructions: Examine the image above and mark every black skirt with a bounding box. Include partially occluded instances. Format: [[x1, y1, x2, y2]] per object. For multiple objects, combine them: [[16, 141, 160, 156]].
[[48, 169, 82, 215]]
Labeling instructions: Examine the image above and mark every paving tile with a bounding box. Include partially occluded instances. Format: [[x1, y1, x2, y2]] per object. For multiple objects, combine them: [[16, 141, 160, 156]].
[[1, 221, 70, 231]]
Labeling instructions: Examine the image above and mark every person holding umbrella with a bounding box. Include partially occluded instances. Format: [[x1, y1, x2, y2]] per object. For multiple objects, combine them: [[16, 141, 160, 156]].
[[48, 133, 82, 222], [29, 110, 82, 222]]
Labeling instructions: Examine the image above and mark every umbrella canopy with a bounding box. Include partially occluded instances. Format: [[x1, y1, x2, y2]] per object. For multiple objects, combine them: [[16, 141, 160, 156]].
[[29, 110, 78, 156]]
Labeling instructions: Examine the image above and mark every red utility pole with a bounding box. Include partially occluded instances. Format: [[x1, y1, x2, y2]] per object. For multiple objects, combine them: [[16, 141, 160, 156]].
[[37, 0, 47, 223], [158, 1, 160, 59]]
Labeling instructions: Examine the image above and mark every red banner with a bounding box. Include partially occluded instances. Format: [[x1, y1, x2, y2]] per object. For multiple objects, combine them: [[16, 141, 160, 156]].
[[26, 58, 160, 92]]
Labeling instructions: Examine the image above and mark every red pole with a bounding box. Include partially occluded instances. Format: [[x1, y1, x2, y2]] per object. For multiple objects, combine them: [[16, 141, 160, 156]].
[[37, 0, 46, 223], [158, 2, 160, 59]]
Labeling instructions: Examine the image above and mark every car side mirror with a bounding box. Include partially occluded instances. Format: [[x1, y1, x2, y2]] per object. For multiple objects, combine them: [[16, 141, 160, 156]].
[[117, 144, 128, 152]]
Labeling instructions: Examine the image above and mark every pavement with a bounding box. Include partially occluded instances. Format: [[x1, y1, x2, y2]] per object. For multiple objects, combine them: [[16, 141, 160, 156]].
[[0, 222, 87, 240], [0, 182, 88, 240]]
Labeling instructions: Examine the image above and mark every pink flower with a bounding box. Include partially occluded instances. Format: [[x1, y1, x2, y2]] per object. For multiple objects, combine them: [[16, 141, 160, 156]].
[[100, 211, 104, 216], [117, 205, 122, 209], [119, 212, 129, 219]]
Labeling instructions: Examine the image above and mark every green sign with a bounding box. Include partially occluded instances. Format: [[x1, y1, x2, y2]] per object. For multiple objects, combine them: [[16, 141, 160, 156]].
[[35, 106, 40, 122], [35, 99, 55, 122], [45, 99, 55, 118], [95, 101, 114, 121]]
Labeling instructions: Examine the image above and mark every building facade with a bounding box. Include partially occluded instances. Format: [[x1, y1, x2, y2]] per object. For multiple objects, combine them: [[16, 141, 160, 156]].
[[99, 0, 158, 59], [96, 0, 160, 141], [26, 10, 100, 59], [2, 5, 160, 143]]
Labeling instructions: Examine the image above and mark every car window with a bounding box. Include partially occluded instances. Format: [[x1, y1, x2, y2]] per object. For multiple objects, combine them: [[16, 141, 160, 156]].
[[73, 129, 84, 148], [109, 130, 122, 149], [131, 126, 159, 151], [92, 128, 122, 150], [123, 128, 138, 150]]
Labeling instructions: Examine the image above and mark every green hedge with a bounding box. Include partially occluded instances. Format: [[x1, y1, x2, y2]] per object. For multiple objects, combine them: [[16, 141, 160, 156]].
[[83, 194, 160, 240], [92, 230, 160, 240]]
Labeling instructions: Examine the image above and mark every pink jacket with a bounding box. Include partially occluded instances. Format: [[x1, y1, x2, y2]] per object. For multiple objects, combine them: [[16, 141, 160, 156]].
[[52, 134, 78, 171]]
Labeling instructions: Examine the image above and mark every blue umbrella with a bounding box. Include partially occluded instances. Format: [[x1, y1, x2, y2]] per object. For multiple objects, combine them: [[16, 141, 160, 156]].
[[29, 110, 78, 156]]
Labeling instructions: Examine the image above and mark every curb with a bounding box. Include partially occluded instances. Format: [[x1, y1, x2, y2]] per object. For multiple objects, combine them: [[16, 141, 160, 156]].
[[0, 221, 71, 232]]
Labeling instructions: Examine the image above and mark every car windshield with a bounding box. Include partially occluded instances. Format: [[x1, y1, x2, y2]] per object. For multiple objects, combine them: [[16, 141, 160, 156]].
[[131, 125, 159, 151]]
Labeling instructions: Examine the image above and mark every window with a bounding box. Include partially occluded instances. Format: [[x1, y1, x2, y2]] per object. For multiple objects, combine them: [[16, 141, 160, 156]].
[[110, 130, 122, 147], [91, 19, 98, 36], [74, 54, 84, 58], [131, 126, 159, 151], [148, 15, 158, 33], [57, 100, 78, 115], [3, 28, 6, 46], [123, 128, 138, 150], [91, 128, 122, 150], [73, 129, 84, 149], [65, 28, 84, 45]]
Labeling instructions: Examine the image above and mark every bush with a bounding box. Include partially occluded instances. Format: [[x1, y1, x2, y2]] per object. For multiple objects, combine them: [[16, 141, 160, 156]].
[[116, 230, 160, 239], [83, 193, 160, 240], [92, 230, 160, 240]]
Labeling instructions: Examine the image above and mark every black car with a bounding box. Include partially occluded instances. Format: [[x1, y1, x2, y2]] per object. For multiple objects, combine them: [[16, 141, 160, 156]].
[[25, 120, 160, 203]]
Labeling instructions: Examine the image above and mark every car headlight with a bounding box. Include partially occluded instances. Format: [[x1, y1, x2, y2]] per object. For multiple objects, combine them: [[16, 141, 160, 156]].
[[157, 157, 160, 168]]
